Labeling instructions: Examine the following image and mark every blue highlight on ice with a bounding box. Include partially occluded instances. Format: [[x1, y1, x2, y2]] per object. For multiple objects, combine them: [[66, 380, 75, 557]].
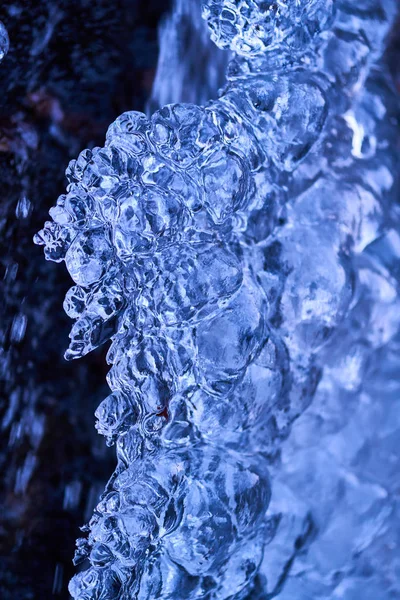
[[35, 1, 400, 598]]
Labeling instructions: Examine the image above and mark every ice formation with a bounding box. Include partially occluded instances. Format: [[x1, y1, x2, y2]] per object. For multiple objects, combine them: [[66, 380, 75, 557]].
[[35, 0, 400, 598], [0, 21, 9, 62]]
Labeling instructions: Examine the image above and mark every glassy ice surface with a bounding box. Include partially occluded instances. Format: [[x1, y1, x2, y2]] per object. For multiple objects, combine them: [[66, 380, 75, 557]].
[[35, 0, 400, 598], [149, 0, 230, 111], [0, 21, 9, 62]]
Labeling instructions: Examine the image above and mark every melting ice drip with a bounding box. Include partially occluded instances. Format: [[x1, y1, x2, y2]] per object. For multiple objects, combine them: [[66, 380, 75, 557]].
[[35, 1, 400, 598]]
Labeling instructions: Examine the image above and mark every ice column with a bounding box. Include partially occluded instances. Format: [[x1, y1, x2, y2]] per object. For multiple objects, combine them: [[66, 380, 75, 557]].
[[35, 1, 399, 598]]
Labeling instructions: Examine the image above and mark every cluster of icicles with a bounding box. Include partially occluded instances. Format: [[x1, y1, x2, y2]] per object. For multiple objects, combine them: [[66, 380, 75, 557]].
[[35, 1, 399, 598]]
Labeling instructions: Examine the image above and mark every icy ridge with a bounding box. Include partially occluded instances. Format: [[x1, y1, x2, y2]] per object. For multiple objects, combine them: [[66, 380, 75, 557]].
[[34, 1, 399, 598]]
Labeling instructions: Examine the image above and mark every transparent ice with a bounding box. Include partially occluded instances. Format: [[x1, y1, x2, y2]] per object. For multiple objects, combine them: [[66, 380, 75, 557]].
[[35, 0, 400, 598], [0, 20, 9, 62]]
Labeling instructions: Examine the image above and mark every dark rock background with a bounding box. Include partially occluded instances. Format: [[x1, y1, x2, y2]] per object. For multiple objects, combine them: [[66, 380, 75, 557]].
[[0, 1, 169, 598]]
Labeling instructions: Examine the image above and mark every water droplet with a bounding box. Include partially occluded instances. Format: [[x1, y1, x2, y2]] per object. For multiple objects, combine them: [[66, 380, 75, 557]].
[[11, 313, 27, 343], [16, 196, 32, 219]]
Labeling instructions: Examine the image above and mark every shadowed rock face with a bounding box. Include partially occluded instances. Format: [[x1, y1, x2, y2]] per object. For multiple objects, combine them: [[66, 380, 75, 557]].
[[0, 2, 169, 598]]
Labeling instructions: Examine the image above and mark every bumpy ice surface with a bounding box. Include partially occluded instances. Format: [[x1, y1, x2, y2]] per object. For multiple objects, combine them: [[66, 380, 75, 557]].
[[35, 0, 400, 598]]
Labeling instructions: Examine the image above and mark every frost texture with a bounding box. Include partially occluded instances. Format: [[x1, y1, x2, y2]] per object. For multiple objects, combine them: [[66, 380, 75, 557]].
[[35, 1, 400, 598]]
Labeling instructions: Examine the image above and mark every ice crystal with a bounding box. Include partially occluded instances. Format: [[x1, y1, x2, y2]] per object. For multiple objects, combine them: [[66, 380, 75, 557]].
[[35, 0, 400, 598], [0, 21, 9, 62]]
